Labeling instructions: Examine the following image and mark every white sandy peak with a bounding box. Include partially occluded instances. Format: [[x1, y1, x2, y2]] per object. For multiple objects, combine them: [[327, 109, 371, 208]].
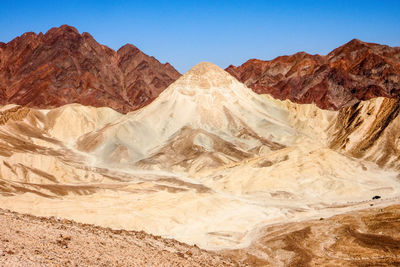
[[170, 61, 238, 92], [185, 62, 225, 74]]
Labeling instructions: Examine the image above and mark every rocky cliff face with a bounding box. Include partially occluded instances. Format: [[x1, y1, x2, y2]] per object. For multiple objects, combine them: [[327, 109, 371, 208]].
[[226, 39, 400, 110], [0, 25, 181, 113]]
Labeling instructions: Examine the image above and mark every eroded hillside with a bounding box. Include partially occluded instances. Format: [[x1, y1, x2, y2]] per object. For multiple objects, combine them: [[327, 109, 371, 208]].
[[0, 63, 399, 254]]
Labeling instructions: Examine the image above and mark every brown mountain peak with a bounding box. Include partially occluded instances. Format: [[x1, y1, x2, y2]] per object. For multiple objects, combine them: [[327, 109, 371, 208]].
[[42, 25, 83, 44], [117, 43, 141, 56], [81, 31, 95, 40], [328, 38, 369, 58], [45, 24, 80, 35], [347, 38, 365, 45]]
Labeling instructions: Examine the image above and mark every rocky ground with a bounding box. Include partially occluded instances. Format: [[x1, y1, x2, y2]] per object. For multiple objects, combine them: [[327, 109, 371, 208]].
[[1, 204, 400, 266], [0, 208, 238, 266]]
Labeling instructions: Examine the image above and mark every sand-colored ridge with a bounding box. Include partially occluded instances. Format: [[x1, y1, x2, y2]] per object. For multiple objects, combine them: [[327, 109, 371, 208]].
[[76, 62, 299, 170]]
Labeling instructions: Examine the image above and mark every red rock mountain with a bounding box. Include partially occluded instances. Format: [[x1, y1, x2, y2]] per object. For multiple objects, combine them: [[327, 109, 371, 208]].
[[226, 39, 400, 110], [0, 25, 181, 113]]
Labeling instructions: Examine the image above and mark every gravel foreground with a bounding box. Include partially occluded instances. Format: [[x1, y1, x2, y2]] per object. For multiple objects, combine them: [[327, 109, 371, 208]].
[[0, 209, 239, 266]]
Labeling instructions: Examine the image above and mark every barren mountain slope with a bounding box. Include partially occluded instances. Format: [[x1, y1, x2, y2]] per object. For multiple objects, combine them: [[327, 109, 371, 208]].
[[76, 62, 299, 172], [0, 25, 180, 113], [226, 39, 400, 110]]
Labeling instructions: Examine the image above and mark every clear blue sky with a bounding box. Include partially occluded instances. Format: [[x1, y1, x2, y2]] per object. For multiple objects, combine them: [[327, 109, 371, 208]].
[[1, 0, 399, 73]]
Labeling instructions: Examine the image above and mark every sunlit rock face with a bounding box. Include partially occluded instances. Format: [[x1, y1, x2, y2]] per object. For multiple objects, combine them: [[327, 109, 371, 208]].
[[0, 25, 181, 113], [226, 39, 400, 110], [0, 61, 399, 253]]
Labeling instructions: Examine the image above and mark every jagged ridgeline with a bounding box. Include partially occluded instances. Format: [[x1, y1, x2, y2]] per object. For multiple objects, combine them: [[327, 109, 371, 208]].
[[226, 39, 400, 110], [0, 25, 180, 113]]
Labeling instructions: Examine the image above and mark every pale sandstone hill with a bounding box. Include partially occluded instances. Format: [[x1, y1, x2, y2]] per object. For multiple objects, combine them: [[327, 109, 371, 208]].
[[0, 104, 123, 193], [265, 95, 400, 170], [76, 62, 299, 173], [0, 62, 399, 254]]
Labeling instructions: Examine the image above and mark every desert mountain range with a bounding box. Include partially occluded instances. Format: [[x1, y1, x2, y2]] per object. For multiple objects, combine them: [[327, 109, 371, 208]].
[[226, 39, 400, 110], [1, 26, 400, 266], [0, 25, 180, 113], [1, 25, 399, 113]]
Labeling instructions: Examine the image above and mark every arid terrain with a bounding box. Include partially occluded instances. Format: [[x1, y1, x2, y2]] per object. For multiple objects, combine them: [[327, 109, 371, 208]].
[[1, 205, 400, 266], [0, 208, 237, 266], [1, 26, 400, 266]]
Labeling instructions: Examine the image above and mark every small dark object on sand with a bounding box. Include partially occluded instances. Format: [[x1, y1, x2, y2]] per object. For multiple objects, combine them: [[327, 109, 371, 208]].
[[372, 195, 381, 200]]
